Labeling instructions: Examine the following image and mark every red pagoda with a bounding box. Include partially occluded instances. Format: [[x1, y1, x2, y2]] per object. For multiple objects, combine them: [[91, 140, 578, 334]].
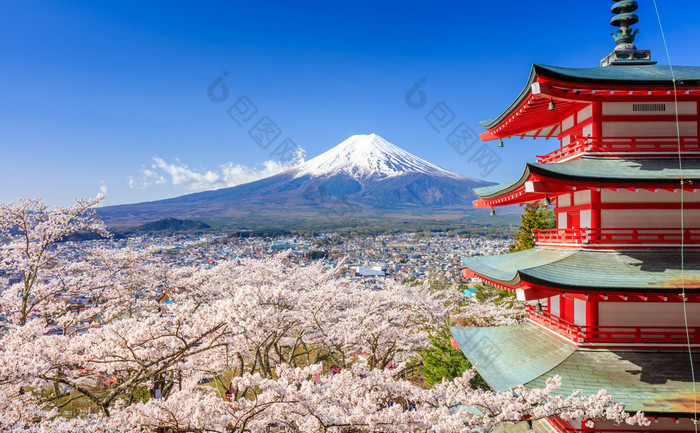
[[452, 2, 700, 432]]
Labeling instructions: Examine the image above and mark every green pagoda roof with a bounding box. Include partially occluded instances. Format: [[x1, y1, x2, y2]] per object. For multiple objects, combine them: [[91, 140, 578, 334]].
[[493, 419, 557, 433], [473, 157, 700, 199], [451, 323, 700, 415], [463, 247, 700, 293], [480, 63, 700, 129], [450, 324, 576, 391], [473, 178, 524, 199], [536, 64, 700, 86]]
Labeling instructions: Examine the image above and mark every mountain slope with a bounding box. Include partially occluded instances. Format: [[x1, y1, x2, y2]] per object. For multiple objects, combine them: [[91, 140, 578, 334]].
[[98, 134, 494, 227]]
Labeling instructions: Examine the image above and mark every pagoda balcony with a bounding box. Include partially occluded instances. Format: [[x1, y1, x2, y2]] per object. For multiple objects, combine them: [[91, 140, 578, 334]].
[[525, 305, 700, 347], [537, 136, 700, 164], [533, 228, 700, 247]]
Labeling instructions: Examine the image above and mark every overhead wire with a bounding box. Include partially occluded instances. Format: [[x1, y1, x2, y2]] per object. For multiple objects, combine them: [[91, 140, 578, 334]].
[[651, 0, 697, 430]]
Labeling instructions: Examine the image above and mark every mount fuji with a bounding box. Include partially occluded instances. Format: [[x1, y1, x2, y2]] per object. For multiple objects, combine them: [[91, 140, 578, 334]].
[[291, 134, 462, 180], [98, 134, 495, 227]]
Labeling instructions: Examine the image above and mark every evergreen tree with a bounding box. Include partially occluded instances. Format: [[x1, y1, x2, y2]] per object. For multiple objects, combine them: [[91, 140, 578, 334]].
[[420, 329, 488, 389], [421, 329, 470, 386], [508, 204, 556, 252]]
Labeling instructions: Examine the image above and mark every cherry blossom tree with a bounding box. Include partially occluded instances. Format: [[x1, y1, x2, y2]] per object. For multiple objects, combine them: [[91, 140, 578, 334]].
[[0, 196, 109, 325], [71, 363, 646, 433], [0, 197, 650, 432]]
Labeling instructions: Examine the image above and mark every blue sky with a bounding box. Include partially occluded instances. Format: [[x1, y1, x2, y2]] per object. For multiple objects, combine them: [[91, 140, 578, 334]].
[[1, 1, 699, 205]]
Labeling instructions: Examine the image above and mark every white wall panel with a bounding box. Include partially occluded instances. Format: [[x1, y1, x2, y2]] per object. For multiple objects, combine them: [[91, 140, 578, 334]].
[[599, 302, 700, 327], [580, 210, 591, 228], [550, 295, 560, 317], [557, 194, 571, 207], [573, 298, 586, 326], [562, 115, 575, 132], [573, 190, 591, 205], [602, 189, 700, 203], [602, 121, 697, 137], [558, 212, 567, 229], [602, 101, 697, 116], [582, 123, 593, 137], [601, 209, 700, 228], [577, 105, 593, 122]]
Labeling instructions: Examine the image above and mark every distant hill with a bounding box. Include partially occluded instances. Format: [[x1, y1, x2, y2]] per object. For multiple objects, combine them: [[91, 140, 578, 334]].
[[125, 218, 211, 234], [98, 134, 503, 229]]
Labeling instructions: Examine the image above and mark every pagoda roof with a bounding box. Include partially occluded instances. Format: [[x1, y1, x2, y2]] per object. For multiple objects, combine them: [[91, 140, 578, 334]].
[[463, 247, 700, 293], [451, 323, 576, 391], [451, 323, 700, 415], [492, 419, 557, 433], [534, 64, 700, 87], [473, 156, 700, 203], [479, 63, 700, 140]]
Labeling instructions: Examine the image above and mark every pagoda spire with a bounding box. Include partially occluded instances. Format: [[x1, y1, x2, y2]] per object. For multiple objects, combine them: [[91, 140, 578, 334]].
[[601, 0, 655, 67], [610, 0, 639, 46]]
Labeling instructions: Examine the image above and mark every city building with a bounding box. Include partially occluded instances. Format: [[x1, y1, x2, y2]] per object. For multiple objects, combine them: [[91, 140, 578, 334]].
[[452, 3, 700, 432]]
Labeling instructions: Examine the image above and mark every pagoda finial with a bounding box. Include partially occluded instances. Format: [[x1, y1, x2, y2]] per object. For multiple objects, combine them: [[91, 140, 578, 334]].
[[601, 0, 655, 66], [610, 0, 639, 46]]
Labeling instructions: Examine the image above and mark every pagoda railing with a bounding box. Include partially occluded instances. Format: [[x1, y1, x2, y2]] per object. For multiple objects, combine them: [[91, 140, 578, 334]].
[[537, 136, 700, 163], [547, 415, 682, 433], [526, 305, 583, 342], [547, 416, 651, 433], [526, 305, 700, 346], [550, 429, 654, 433], [533, 228, 700, 246], [533, 228, 587, 244]]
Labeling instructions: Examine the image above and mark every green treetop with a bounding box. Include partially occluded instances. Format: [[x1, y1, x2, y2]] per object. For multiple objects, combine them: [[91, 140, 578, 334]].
[[508, 204, 556, 253]]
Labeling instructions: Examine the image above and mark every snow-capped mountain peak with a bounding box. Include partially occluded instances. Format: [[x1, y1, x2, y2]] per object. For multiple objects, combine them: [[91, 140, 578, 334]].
[[99, 133, 493, 225], [291, 134, 464, 180]]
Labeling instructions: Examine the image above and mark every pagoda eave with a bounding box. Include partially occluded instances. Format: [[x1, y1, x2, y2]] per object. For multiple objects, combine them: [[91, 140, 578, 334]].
[[473, 180, 697, 208], [473, 178, 576, 208], [467, 268, 700, 302], [463, 248, 700, 295], [480, 64, 700, 140], [465, 271, 556, 301], [472, 156, 700, 207], [452, 323, 700, 414]]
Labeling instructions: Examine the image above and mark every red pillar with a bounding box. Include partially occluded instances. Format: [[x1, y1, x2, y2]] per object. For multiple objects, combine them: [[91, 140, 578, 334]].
[[590, 189, 601, 230], [586, 299, 598, 328], [591, 102, 602, 138]]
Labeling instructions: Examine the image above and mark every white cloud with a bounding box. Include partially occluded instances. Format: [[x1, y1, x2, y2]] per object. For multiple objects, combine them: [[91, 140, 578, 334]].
[[99, 181, 108, 195], [129, 150, 305, 192]]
